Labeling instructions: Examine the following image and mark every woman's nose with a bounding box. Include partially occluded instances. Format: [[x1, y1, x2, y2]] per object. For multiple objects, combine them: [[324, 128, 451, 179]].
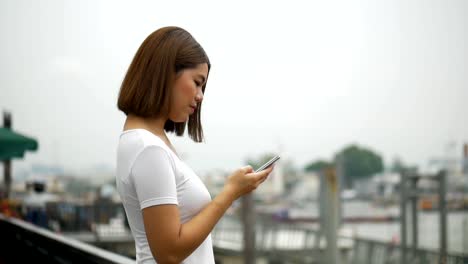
[[195, 90, 203, 102]]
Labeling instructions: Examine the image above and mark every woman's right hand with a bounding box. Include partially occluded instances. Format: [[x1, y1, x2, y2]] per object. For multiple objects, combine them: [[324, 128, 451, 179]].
[[222, 165, 275, 201]]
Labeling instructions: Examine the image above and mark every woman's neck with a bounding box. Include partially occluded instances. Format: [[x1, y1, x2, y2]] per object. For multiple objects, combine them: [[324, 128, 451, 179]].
[[124, 114, 167, 136]]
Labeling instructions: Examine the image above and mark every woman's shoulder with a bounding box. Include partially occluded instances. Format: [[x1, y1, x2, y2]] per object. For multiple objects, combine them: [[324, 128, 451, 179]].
[[116, 129, 179, 186], [120, 128, 169, 149], [118, 129, 178, 173]]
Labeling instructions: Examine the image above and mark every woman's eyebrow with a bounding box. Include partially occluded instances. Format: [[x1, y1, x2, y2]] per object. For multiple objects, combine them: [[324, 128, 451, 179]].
[[196, 74, 206, 84]]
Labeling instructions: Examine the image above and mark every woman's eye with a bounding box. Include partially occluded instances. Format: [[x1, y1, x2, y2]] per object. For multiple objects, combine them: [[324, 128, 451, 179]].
[[194, 80, 201, 87]]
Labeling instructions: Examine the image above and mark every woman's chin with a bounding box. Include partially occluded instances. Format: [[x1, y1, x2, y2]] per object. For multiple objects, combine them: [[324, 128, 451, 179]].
[[170, 115, 189, 123]]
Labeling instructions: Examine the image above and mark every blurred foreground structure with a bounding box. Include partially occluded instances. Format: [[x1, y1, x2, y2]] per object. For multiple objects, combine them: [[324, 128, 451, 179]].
[[2, 166, 467, 263]]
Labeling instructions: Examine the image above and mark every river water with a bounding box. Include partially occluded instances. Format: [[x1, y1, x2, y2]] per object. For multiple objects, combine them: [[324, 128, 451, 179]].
[[289, 201, 468, 254]]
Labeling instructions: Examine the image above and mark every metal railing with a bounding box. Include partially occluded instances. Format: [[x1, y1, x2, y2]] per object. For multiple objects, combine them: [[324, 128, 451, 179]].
[[6, 200, 468, 264], [212, 215, 350, 263], [0, 213, 134, 264], [350, 237, 468, 264], [213, 215, 468, 264]]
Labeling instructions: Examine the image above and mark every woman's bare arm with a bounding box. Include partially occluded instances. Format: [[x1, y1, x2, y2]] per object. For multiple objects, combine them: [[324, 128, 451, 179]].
[[142, 165, 273, 264]]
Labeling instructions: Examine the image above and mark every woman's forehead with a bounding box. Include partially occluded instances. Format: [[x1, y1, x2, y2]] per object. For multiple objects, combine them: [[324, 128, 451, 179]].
[[193, 63, 209, 74], [185, 63, 208, 79]]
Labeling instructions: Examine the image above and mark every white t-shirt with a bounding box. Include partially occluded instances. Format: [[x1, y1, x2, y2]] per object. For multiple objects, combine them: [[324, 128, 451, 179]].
[[116, 129, 215, 264]]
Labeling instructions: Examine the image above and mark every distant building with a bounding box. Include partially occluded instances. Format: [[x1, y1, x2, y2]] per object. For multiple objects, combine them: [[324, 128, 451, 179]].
[[463, 143, 468, 175], [353, 172, 401, 200], [286, 172, 320, 203], [372, 173, 400, 200], [199, 169, 229, 196]]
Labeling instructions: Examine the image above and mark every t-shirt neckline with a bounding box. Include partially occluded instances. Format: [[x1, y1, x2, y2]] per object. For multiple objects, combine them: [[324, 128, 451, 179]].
[[120, 128, 183, 162]]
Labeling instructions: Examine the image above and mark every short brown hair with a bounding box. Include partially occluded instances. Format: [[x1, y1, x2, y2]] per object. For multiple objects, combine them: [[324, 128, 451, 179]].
[[117, 26, 211, 142]]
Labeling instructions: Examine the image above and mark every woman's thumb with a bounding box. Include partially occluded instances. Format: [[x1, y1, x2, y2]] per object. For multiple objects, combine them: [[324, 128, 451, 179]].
[[242, 165, 254, 173]]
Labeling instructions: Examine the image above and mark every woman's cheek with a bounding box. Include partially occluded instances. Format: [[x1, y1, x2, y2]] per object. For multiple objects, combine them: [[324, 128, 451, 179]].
[[184, 83, 196, 97]]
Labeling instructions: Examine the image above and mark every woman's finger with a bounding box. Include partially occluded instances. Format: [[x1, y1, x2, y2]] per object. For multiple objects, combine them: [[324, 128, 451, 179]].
[[253, 166, 274, 179], [249, 167, 273, 183]]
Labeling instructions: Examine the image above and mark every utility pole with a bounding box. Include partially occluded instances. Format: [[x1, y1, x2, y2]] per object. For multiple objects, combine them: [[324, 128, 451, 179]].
[[3, 111, 12, 199]]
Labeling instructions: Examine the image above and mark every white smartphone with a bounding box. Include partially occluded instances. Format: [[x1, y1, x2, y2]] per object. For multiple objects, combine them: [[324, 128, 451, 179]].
[[255, 155, 280, 172]]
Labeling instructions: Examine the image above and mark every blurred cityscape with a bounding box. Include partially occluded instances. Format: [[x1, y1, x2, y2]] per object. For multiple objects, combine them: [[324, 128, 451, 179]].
[[1, 109, 468, 263]]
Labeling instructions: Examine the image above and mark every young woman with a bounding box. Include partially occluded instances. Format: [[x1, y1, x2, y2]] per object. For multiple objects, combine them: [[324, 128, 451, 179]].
[[116, 26, 274, 264]]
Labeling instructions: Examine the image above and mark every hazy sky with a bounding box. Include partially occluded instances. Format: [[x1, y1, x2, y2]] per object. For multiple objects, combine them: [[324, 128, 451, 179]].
[[1, 0, 467, 177]]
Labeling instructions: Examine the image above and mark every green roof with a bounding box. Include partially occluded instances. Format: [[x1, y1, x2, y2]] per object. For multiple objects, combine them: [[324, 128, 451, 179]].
[[0, 127, 38, 160]]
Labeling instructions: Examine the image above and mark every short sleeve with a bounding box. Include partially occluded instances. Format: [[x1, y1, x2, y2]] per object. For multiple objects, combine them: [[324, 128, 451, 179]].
[[131, 146, 178, 210]]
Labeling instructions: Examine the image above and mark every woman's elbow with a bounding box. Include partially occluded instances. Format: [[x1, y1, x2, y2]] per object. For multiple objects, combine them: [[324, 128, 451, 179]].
[[152, 251, 182, 264]]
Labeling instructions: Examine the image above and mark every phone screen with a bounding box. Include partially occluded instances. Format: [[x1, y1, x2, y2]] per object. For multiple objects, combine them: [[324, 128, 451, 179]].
[[255, 155, 280, 172]]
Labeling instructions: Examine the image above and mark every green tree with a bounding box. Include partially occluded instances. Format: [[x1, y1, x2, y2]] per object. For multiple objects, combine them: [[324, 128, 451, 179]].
[[336, 144, 384, 188], [304, 160, 333, 172]]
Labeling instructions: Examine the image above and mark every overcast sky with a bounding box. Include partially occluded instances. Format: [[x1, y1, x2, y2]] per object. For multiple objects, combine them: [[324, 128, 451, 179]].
[[1, 0, 467, 177]]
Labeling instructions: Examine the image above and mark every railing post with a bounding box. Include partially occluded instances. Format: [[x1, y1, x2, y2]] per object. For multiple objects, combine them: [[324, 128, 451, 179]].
[[367, 241, 374, 264], [439, 170, 447, 264], [410, 176, 419, 256], [321, 167, 340, 264], [464, 217, 468, 255], [242, 193, 256, 264], [400, 172, 407, 264]]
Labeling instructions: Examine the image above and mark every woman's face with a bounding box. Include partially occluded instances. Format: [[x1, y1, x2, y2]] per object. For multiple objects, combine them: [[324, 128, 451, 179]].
[[168, 63, 208, 122]]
